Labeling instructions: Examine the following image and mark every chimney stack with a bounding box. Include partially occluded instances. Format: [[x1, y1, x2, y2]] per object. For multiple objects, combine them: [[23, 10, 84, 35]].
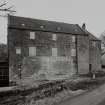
[[82, 23, 86, 30]]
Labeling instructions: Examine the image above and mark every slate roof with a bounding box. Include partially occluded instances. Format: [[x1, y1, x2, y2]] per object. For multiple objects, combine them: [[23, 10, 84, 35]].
[[88, 32, 100, 41], [8, 15, 86, 35], [83, 30, 100, 41]]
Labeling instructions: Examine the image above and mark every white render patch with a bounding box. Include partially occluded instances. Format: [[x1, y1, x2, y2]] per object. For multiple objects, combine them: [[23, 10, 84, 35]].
[[0, 17, 7, 43]]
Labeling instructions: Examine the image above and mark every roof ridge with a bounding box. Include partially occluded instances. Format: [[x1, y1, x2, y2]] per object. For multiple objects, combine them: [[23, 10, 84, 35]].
[[8, 15, 87, 35], [9, 15, 74, 26]]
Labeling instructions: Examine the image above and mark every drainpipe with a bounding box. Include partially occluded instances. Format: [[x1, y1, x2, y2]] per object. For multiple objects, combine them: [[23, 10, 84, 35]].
[[76, 35, 78, 74]]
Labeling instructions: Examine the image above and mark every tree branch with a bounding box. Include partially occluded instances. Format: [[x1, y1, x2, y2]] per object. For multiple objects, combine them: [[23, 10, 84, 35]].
[[0, 9, 16, 12], [0, 1, 8, 8]]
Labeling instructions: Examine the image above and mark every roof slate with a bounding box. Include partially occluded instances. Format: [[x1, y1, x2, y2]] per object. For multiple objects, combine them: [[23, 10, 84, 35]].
[[81, 28, 100, 41], [8, 15, 86, 35], [86, 30, 100, 41]]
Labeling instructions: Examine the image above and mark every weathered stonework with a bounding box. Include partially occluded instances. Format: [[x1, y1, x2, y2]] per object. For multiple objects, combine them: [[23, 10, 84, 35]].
[[8, 15, 101, 80], [77, 35, 89, 74], [8, 29, 78, 78], [89, 40, 101, 72]]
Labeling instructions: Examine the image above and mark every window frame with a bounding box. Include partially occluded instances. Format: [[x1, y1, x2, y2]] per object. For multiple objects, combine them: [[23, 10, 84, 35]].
[[16, 47, 21, 55], [71, 48, 76, 56], [29, 46, 36, 56], [30, 31, 36, 39], [52, 34, 57, 41], [72, 35, 76, 43], [52, 47, 58, 56]]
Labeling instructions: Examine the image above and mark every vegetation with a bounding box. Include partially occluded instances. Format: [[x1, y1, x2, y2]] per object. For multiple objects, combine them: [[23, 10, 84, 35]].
[[100, 32, 105, 55], [0, 77, 105, 105], [0, 43, 8, 59]]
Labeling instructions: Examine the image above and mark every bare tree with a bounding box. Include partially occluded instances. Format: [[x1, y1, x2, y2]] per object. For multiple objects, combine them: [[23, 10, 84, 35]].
[[100, 31, 105, 55], [0, 0, 16, 16]]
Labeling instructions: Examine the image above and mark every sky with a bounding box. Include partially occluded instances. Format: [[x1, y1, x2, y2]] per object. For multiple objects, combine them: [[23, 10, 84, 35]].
[[0, 0, 105, 43]]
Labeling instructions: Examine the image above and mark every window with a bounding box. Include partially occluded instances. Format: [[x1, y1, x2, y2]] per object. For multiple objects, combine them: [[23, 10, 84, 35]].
[[16, 48, 21, 54], [52, 48, 57, 56], [57, 27, 61, 30], [40, 25, 44, 29], [52, 34, 57, 40], [92, 41, 96, 47], [72, 36, 76, 42], [71, 49, 76, 56], [29, 47, 36, 56], [21, 23, 25, 26], [30, 32, 35, 39]]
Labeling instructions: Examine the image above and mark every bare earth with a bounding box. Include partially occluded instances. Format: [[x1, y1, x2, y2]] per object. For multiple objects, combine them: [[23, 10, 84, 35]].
[[57, 84, 105, 105]]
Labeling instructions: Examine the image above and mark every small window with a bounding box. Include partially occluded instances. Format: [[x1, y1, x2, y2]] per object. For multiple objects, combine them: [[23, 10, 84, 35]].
[[92, 41, 96, 47], [21, 23, 25, 26], [29, 47, 36, 56], [52, 48, 57, 56], [74, 29, 78, 32], [16, 48, 21, 54], [57, 27, 61, 30], [71, 49, 76, 56], [52, 34, 57, 40], [30, 32, 35, 39], [40, 25, 44, 29], [72, 36, 76, 42]]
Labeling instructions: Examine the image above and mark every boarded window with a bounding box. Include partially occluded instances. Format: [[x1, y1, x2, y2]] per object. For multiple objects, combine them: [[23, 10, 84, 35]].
[[71, 49, 76, 56], [72, 36, 76, 42], [52, 48, 57, 56], [52, 34, 57, 40], [16, 48, 21, 54], [30, 32, 35, 39], [29, 47, 36, 56]]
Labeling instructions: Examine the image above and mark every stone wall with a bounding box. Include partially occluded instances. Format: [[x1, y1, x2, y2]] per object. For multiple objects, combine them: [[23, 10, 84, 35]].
[[8, 29, 78, 79], [89, 40, 101, 72], [77, 35, 89, 74]]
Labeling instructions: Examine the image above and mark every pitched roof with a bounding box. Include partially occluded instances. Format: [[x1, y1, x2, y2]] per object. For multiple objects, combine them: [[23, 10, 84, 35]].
[[8, 15, 86, 35], [82, 29, 100, 41], [101, 54, 105, 65], [88, 31, 100, 41]]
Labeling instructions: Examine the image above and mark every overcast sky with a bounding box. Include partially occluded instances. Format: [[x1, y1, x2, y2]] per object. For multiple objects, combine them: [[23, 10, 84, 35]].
[[0, 0, 105, 43]]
